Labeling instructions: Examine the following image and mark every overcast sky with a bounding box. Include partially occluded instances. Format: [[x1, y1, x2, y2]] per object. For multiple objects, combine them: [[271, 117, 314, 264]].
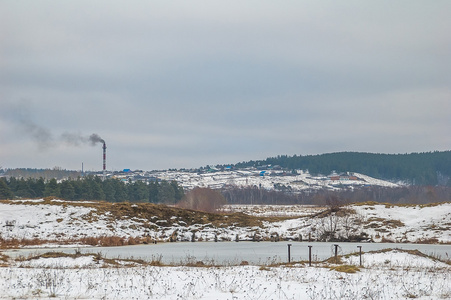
[[1, 1, 450, 171]]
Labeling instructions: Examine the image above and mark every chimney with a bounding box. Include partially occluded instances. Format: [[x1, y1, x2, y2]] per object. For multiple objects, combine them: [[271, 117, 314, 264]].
[[103, 142, 106, 181]]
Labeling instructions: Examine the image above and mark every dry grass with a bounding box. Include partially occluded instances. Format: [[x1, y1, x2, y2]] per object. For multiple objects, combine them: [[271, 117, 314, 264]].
[[16, 251, 157, 267], [0, 253, 9, 266], [351, 201, 450, 208], [413, 237, 439, 244], [23, 251, 80, 260], [184, 260, 209, 267], [352, 201, 384, 206], [330, 265, 360, 273], [0, 253, 8, 261], [383, 219, 405, 228], [323, 256, 343, 264], [0, 235, 157, 249], [380, 236, 396, 243], [0, 237, 56, 249], [363, 217, 404, 230]]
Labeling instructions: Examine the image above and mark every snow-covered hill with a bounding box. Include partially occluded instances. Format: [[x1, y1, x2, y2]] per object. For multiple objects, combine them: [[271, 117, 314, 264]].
[[1, 199, 449, 245], [151, 169, 399, 192]]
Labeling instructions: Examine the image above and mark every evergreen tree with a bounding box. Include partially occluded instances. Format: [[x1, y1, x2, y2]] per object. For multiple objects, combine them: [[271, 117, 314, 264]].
[[148, 181, 159, 203], [80, 176, 94, 200], [28, 177, 45, 198], [44, 178, 60, 197], [111, 179, 127, 202], [15, 178, 34, 198], [60, 180, 75, 200], [157, 180, 176, 204], [7, 177, 18, 193], [102, 180, 116, 202], [171, 180, 184, 201], [0, 178, 13, 199], [128, 181, 149, 202], [71, 178, 84, 200], [90, 176, 105, 200]]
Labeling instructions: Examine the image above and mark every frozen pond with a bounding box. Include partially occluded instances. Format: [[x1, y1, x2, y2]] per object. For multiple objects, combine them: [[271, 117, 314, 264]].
[[4, 242, 450, 265]]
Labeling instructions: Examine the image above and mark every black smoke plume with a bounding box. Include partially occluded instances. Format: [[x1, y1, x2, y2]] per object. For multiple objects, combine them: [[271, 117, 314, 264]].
[[61, 132, 105, 146], [3, 100, 105, 149], [22, 119, 54, 150], [88, 133, 105, 145]]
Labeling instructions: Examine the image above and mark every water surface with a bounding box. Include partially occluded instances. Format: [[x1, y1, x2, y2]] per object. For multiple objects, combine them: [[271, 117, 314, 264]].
[[4, 242, 450, 265]]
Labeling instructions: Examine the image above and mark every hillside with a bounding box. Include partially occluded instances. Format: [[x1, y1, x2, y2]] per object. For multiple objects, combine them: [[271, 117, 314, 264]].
[[155, 169, 398, 192], [0, 169, 408, 204], [1, 199, 450, 247], [234, 151, 451, 185], [3, 151, 451, 188]]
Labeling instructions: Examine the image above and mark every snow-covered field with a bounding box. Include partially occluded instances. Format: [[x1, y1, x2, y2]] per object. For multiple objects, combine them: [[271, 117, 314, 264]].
[[1, 200, 450, 244], [0, 249, 449, 299], [1, 200, 451, 299]]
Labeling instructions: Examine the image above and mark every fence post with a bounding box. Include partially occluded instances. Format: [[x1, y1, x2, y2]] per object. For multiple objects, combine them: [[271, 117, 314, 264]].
[[287, 244, 292, 263], [357, 246, 362, 266], [334, 244, 339, 263], [308, 245, 312, 266]]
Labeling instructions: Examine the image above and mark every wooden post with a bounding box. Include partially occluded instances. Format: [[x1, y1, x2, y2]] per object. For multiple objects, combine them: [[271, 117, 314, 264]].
[[334, 244, 339, 263], [287, 244, 292, 263], [357, 246, 362, 266], [308, 245, 312, 266]]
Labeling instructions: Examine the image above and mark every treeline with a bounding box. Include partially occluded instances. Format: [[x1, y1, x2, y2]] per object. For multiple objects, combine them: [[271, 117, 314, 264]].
[[221, 186, 312, 205], [234, 151, 451, 185], [0, 176, 184, 203], [3, 168, 81, 180], [220, 185, 451, 205]]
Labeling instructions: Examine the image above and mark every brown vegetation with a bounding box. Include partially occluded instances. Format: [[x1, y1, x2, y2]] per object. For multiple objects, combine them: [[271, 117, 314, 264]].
[[330, 265, 360, 273], [0, 253, 9, 266], [0, 235, 153, 249], [16, 251, 157, 267]]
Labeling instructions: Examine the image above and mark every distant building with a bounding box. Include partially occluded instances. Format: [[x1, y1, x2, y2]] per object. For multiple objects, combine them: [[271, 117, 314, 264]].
[[329, 173, 359, 181]]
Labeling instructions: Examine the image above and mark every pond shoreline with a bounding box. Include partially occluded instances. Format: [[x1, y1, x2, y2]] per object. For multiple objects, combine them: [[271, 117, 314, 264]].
[[3, 241, 450, 265]]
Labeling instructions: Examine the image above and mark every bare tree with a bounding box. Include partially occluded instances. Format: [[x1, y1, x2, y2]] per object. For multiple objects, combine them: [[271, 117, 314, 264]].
[[177, 187, 226, 212]]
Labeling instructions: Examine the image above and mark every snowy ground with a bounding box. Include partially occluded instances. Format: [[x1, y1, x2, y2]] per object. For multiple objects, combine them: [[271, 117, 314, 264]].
[[1, 200, 450, 299], [352, 203, 451, 243], [1, 200, 450, 244], [153, 169, 399, 192], [219, 204, 323, 217], [0, 249, 449, 299]]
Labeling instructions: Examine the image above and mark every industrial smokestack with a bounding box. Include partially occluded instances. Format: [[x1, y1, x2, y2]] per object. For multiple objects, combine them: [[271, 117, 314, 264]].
[[85, 133, 106, 180], [102, 141, 106, 181]]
